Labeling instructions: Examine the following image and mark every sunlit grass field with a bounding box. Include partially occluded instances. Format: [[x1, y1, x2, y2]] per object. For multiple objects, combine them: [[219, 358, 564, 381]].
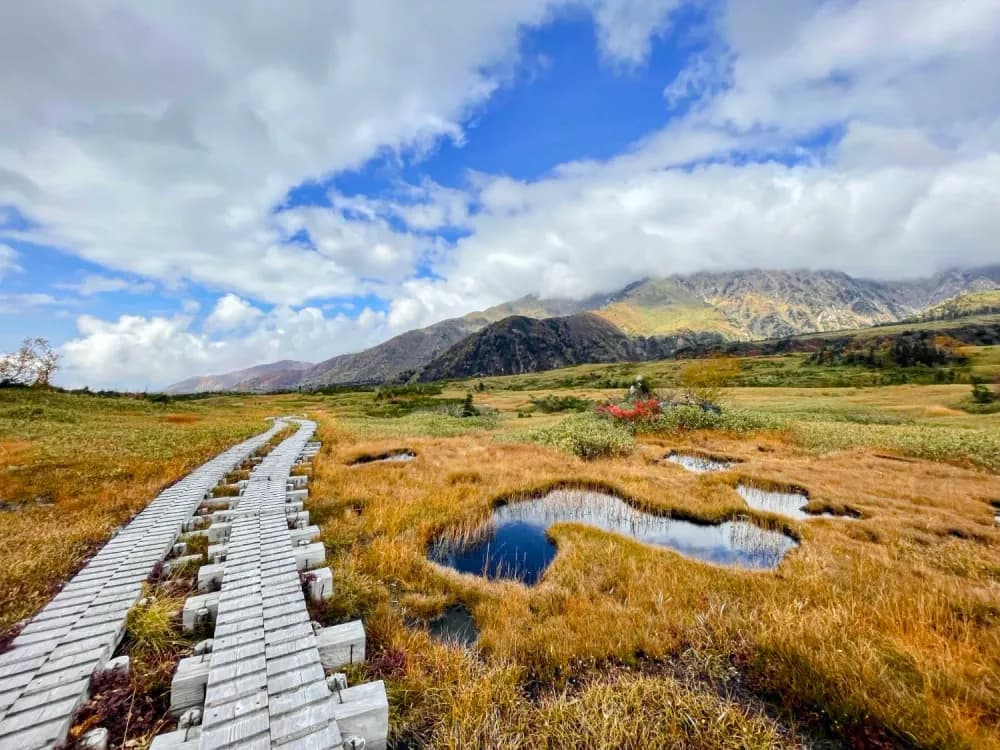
[[1, 358, 998, 748], [0, 390, 269, 631], [303, 380, 999, 748]]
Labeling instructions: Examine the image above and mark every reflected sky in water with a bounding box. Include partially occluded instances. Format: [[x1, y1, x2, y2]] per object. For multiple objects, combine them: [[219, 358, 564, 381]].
[[735, 483, 812, 519], [666, 453, 732, 473], [428, 490, 797, 584]]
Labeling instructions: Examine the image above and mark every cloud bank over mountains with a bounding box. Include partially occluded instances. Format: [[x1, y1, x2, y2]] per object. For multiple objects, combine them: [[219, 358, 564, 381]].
[[1, 0, 998, 388]]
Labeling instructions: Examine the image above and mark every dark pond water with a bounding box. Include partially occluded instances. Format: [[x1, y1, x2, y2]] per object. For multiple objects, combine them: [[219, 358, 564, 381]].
[[426, 605, 478, 647], [428, 490, 797, 584], [665, 452, 733, 473], [351, 450, 416, 465]]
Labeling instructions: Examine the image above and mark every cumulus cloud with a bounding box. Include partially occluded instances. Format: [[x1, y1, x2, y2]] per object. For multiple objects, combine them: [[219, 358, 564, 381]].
[[7, 1, 1000, 385], [713, 0, 1000, 134], [204, 294, 264, 333], [60, 300, 386, 389], [424, 153, 1000, 318]]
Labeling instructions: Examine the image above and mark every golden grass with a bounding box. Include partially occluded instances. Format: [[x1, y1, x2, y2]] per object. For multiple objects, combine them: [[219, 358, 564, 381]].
[[303, 395, 1000, 749], [0, 389, 269, 632], [3, 382, 998, 747]]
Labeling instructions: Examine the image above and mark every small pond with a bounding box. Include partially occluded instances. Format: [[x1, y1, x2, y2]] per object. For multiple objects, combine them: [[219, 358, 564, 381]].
[[350, 450, 416, 465], [426, 605, 478, 647], [665, 452, 733, 473], [428, 489, 797, 584], [735, 483, 812, 519], [735, 483, 856, 520]]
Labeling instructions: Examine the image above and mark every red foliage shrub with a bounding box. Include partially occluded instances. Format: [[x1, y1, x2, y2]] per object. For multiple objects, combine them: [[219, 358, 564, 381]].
[[597, 398, 661, 422], [367, 645, 408, 680]]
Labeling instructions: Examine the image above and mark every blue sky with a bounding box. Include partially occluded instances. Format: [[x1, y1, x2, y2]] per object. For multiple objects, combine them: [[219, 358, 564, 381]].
[[1, 1, 998, 388]]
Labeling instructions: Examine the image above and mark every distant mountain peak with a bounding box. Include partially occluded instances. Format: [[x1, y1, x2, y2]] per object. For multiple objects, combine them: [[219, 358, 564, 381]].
[[164, 266, 1000, 392]]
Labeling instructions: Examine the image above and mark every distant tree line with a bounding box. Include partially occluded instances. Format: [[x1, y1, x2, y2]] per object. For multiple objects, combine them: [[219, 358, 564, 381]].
[[805, 332, 968, 369]]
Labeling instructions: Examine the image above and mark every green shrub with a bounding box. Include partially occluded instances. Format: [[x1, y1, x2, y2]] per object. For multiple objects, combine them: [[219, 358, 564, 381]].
[[461, 392, 478, 417], [957, 399, 1000, 415], [970, 376, 995, 405], [529, 394, 592, 413], [521, 413, 635, 459], [642, 406, 785, 434]]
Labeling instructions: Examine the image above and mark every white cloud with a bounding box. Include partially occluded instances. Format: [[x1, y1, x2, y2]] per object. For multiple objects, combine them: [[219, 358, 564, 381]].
[[0, 292, 62, 315], [591, 0, 683, 65], [713, 0, 1000, 134], [7, 1, 1000, 385], [376, 0, 1000, 329], [204, 294, 263, 332], [0, 243, 20, 280], [60, 300, 386, 389], [663, 51, 730, 108], [58, 273, 155, 296]]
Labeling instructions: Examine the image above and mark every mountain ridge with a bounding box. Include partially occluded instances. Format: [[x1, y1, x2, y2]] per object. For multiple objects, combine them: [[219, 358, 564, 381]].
[[165, 359, 313, 394], [165, 266, 1000, 392]]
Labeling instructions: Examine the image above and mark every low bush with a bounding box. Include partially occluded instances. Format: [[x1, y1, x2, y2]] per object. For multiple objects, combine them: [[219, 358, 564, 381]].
[[530, 394, 593, 413], [641, 406, 786, 434], [957, 399, 1000, 414], [522, 413, 635, 459]]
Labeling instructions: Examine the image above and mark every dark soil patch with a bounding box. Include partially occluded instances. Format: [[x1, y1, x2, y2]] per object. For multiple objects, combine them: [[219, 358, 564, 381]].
[[58, 670, 166, 749]]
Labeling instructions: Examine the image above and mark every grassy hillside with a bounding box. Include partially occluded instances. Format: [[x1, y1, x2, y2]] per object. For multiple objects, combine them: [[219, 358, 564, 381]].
[[435, 316, 1000, 391], [914, 289, 1000, 321], [0, 390, 269, 630]]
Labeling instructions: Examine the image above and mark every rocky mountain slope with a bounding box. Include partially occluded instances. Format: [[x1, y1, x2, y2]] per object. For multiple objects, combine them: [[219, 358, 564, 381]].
[[165, 360, 313, 394], [166, 266, 1000, 392], [297, 294, 600, 387], [419, 313, 724, 380]]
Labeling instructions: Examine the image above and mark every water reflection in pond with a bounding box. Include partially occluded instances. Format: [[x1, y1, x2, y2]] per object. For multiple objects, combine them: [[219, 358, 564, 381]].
[[427, 605, 478, 647], [351, 450, 416, 465], [428, 490, 797, 584], [665, 452, 732, 473], [735, 483, 813, 519]]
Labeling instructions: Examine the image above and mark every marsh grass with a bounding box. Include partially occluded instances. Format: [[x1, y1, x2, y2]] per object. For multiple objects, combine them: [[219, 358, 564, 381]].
[[340, 410, 501, 439], [305, 396, 1000, 749], [6, 382, 999, 748], [791, 420, 1000, 472], [0, 388, 270, 632]]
